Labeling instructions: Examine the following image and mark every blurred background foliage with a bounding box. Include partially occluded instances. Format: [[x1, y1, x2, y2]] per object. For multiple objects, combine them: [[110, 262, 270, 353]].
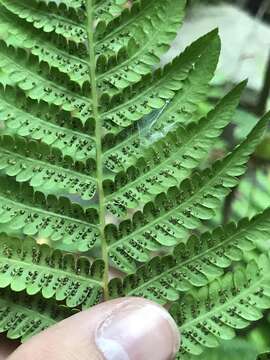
[[170, 0, 270, 358]]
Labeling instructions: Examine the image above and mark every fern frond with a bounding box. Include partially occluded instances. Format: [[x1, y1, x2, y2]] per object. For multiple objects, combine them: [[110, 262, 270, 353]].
[[0, 0, 270, 353], [0, 0, 188, 251], [96, 0, 187, 96], [0, 234, 104, 308], [172, 254, 270, 356], [0, 135, 96, 200], [0, 0, 186, 96], [0, 86, 96, 163], [103, 30, 220, 174], [0, 177, 99, 252], [0, 288, 71, 341], [1, 0, 87, 45], [101, 28, 216, 132], [105, 82, 246, 216], [109, 207, 270, 302], [106, 114, 269, 272]]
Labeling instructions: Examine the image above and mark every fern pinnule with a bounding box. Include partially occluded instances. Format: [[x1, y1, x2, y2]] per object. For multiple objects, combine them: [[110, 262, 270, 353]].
[[0, 234, 104, 308], [110, 207, 270, 303], [0, 288, 71, 341], [173, 254, 270, 356], [105, 81, 246, 217], [106, 113, 269, 272], [0, 176, 99, 252], [103, 29, 221, 172]]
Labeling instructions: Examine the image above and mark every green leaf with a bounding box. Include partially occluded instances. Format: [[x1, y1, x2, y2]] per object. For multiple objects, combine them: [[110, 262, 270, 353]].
[[0, 288, 71, 341], [0, 234, 104, 308], [172, 254, 270, 357], [105, 81, 246, 216], [0, 177, 99, 252], [106, 114, 269, 272], [109, 207, 270, 302], [0, 0, 269, 353], [233, 169, 270, 220], [0, 135, 96, 200], [103, 29, 221, 174], [189, 339, 258, 360]]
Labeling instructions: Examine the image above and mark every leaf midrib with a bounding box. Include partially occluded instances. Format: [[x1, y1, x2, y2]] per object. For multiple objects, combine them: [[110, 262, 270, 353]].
[[86, 0, 109, 300]]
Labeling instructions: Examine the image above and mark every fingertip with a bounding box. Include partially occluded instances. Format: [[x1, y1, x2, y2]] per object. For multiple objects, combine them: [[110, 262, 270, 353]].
[[8, 297, 180, 360], [95, 297, 180, 360]]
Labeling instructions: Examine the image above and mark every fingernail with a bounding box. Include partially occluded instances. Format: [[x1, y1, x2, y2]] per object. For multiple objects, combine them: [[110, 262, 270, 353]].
[[95, 300, 180, 360]]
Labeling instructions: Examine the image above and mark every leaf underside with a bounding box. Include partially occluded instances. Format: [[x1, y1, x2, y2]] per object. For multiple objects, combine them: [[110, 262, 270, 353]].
[[0, 0, 269, 357]]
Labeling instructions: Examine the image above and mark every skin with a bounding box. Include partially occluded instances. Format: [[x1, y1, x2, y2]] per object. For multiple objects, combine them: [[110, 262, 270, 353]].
[[0, 298, 180, 360]]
